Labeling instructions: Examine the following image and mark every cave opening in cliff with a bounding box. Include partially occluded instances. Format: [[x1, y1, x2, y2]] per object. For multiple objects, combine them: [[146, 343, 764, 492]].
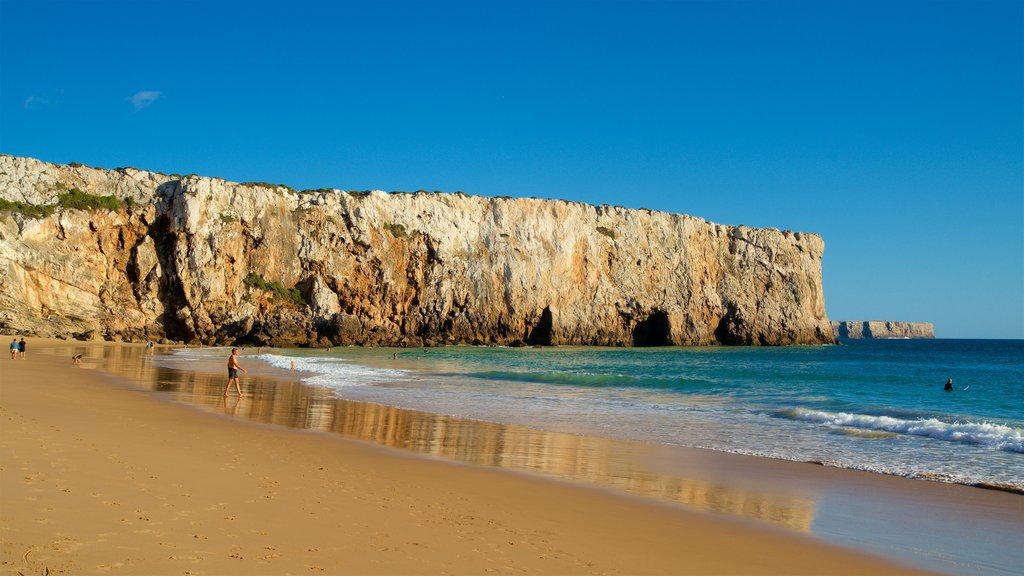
[[147, 215, 194, 342], [632, 311, 672, 347], [526, 307, 553, 346]]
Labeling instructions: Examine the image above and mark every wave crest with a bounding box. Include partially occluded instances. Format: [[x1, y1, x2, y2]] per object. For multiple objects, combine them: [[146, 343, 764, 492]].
[[256, 354, 410, 388], [781, 408, 1024, 453]]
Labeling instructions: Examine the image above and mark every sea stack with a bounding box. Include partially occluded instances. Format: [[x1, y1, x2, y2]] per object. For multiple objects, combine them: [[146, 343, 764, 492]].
[[0, 155, 833, 347]]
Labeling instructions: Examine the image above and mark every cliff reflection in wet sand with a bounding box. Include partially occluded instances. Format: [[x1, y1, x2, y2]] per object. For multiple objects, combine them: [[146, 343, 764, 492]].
[[66, 344, 816, 532]]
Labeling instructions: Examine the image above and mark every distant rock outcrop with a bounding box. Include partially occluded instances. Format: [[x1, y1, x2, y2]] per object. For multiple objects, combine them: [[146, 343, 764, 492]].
[[0, 155, 834, 346], [831, 321, 935, 339]]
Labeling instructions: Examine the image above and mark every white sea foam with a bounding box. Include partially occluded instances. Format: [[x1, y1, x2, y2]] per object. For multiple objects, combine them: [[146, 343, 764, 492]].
[[784, 408, 1024, 453], [254, 353, 411, 388]]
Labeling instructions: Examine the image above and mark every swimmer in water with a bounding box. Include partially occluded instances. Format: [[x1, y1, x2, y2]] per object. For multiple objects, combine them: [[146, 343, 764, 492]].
[[944, 378, 954, 391]]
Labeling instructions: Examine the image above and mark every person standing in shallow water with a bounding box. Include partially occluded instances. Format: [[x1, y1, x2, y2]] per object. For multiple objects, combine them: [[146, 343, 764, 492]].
[[224, 348, 248, 398]]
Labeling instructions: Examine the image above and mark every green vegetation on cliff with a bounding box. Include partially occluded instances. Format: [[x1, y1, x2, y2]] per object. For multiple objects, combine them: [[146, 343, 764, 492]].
[[0, 198, 54, 218], [56, 188, 124, 211], [382, 222, 408, 238], [0, 185, 125, 217], [243, 273, 308, 307]]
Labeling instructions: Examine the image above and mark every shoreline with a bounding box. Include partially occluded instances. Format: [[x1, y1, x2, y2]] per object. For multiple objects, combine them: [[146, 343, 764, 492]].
[[3, 339, 1020, 575], [158, 344, 1024, 493], [166, 342, 1024, 495]]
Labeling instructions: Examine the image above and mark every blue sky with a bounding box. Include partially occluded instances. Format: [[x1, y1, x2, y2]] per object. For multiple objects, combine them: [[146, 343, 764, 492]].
[[2, 0, 1021, 338]]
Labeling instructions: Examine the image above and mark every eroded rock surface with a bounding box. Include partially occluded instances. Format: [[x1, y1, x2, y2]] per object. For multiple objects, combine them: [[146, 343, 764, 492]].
[[0, 155, 833, 346]]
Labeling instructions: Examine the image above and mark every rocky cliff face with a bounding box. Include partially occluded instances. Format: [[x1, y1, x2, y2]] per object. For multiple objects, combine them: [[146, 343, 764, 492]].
[[831, 321, 935, 339], [0, 155, 833, 346]]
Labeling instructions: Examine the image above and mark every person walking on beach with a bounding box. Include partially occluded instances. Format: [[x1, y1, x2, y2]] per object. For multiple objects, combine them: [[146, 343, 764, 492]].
[[224, 348, 248, 398], [18, 338, 26, 359], [9, 338, 17, 359]]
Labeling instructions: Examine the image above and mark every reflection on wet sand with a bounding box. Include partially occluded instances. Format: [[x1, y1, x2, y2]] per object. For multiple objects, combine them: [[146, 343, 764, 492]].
[[60, 344, 816, 532]]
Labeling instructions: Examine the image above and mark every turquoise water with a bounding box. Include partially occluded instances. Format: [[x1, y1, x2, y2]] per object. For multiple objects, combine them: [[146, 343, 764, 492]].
[[156, 339, 1022, 490], [242, 338, 1023, 490]]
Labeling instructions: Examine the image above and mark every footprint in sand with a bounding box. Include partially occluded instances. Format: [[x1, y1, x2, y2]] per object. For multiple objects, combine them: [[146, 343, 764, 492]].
[[49, 537, 82, 553]]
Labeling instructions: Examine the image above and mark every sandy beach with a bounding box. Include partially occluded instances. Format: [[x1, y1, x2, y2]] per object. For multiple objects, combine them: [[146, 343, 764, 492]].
[[0, 338, 960, 575]]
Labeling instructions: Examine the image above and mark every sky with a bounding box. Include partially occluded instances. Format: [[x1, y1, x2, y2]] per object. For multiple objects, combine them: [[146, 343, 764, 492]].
[[1, 0, 1021, 339]]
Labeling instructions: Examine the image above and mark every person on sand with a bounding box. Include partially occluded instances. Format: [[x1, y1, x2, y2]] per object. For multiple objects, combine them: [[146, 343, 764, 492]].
[[944, 378, 954, 391], [72, 354, 82, 365], [18, 338, 26, 359], [223, 348, 248, 398], [9, 338, 17, 360]]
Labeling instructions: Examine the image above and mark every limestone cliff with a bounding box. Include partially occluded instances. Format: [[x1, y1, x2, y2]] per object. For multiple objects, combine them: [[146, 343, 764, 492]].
[[831, 321, 935, 339], [0, 155, 833, 346]]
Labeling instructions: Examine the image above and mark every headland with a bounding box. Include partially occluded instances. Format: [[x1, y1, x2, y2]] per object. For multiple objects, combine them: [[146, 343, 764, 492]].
[[0, 154, 831, 347], [832, 320, 935, 339]]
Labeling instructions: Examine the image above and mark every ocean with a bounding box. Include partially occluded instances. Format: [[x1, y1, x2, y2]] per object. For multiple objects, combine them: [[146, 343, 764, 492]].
[[236, 338, 1023, 491]]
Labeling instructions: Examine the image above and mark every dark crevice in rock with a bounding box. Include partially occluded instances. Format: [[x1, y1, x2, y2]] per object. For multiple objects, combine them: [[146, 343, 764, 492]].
[[526, 307, 553, 346], [148, 214, 192, 341], [632, 310, 672, 347]]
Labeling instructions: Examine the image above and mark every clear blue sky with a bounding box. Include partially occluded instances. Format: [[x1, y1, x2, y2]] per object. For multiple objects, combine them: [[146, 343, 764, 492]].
[[2, 0, 1021, 338]]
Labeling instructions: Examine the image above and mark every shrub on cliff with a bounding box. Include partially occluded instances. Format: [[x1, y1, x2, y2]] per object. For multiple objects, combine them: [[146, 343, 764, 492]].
[[244, 273, 308, 307], [241, 182, 296, 193], [57, 188, 124, 211], [0, 186, 125, 217], [0, 199, 55, 218], [382, 222, 407, 238]]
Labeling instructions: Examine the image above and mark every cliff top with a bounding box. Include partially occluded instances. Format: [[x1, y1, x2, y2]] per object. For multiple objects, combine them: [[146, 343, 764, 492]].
[[0, 154, 817, 239]]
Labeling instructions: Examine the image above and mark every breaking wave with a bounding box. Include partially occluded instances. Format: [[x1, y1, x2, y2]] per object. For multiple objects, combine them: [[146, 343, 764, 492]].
[[780, 408, 1024, 453], [255, 354, 411, 388]]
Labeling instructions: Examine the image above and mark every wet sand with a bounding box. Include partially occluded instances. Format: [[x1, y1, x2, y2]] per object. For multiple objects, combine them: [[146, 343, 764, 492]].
[[0, 338, 1008, 575]]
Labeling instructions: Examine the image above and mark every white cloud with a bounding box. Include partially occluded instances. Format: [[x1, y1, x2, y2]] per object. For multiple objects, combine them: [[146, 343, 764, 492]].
[[23, 95, 47, 109], [129, 91, 162, 111], [23, 90, 62, 110]]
